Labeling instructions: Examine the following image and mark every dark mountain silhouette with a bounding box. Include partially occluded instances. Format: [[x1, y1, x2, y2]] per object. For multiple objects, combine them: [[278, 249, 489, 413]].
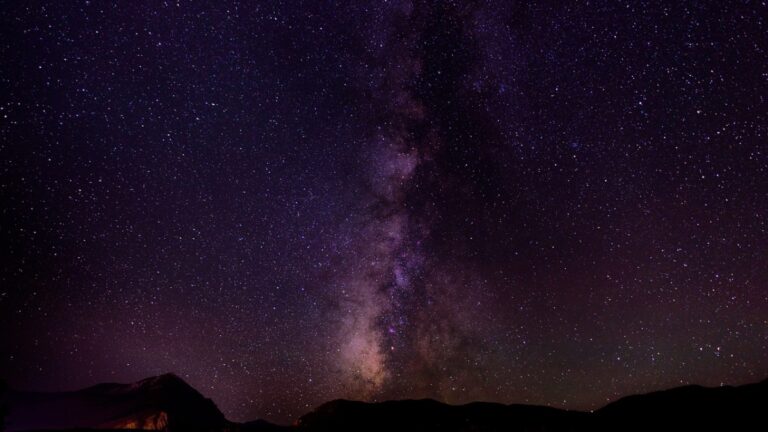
[[4, 374, 228, 432], [296, 398, 590, 432], [297, 379, 768, 431], [4, 375, 766, 432], [595, 378, 768, 431], [1, 379, 8, 432]]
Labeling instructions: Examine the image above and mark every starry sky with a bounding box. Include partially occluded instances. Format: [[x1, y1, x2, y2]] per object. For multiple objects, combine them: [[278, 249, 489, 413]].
[[2, 0, 768, 425]]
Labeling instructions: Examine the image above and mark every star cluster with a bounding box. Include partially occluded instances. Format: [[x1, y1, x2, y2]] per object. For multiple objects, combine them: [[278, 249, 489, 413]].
[[2, 0, 767, 425]]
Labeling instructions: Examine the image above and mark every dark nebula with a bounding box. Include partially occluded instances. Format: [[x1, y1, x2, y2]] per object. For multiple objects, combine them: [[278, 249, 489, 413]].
[[2, 0, 767, 425]]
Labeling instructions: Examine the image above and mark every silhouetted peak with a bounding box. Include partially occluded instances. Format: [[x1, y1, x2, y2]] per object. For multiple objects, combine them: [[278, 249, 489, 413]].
[[6, 373, 226, 432], [133, 373, 194, 392]]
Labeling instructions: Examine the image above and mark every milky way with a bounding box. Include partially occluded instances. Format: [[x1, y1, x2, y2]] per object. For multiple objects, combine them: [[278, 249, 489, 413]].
[[2, 0, 768, 425], [329, 2, 524, 402]]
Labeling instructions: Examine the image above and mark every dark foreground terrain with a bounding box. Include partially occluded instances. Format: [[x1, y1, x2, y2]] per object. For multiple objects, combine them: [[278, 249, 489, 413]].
[[2, 374, 766, 432]]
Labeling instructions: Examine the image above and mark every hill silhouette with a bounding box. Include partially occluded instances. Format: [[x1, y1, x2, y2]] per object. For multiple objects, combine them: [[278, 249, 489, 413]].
[[2, 375, 766, 432], [3, 374, 226, 432]]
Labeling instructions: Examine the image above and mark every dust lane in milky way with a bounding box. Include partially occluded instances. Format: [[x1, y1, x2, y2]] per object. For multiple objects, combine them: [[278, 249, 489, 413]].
[[2, 0, 768, 425], [331, 3, 505, 401]]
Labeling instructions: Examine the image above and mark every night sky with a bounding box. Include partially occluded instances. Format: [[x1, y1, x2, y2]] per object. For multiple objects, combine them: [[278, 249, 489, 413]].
[[2, 0, 768, 425]]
